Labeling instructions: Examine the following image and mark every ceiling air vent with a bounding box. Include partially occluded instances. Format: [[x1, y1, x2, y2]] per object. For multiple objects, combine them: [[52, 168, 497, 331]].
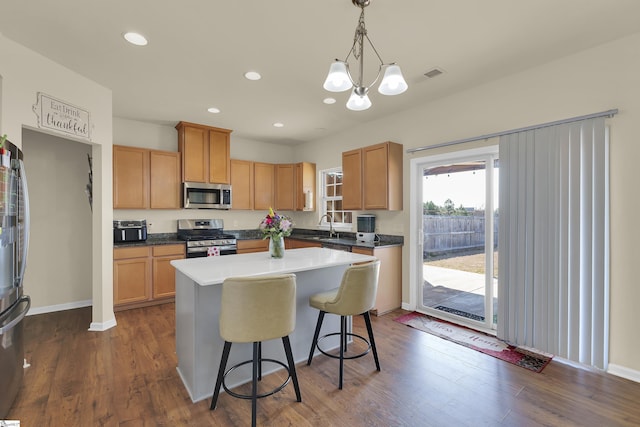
[[424, 68, 444, 79]]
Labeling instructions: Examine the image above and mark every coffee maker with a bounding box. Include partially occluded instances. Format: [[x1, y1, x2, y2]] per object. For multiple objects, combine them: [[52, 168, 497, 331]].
[[356, 214, 376, 243]]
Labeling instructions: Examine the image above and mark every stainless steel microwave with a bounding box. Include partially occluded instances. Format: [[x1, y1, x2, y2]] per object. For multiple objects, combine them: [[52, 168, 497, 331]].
[[183, 182, 232, 209]]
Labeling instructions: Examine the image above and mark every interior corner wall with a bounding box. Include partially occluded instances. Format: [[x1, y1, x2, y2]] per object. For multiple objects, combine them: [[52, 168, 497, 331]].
[[0, 34, 114, 329], [298, 32, 640, 375]]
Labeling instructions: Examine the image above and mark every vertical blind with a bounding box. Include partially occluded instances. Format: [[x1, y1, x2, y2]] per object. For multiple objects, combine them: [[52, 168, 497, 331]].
[[497, 117, 609, 369]]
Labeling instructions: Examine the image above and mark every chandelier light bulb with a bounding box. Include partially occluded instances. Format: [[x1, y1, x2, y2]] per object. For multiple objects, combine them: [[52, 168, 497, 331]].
[[378, 64, 408, 95], [346, 88, 372, 111], [323, 61, 352, 92]]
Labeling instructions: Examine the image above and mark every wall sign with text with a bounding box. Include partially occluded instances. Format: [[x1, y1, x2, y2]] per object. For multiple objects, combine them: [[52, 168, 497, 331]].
[[32, 93, 92, 141]]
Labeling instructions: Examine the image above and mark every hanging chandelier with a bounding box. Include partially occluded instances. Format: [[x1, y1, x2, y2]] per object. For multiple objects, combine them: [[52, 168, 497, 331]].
[[323, 0, 408, 111]]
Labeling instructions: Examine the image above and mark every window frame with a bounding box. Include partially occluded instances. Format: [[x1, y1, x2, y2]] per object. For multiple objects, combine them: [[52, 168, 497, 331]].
[[319, 167, 353, 230]]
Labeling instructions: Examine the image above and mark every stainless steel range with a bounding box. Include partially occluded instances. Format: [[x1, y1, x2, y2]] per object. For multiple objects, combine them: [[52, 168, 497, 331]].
[[177, 219, 237, 258]]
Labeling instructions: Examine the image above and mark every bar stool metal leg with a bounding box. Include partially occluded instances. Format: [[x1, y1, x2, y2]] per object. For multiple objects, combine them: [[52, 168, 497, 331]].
[[282, 336, 302, 402], [339, 315, 346, 389], [307, 311, 325, 365], [210, 341, 232, 410], [251, 342, 259, 427], [363, 311, 381, 371]]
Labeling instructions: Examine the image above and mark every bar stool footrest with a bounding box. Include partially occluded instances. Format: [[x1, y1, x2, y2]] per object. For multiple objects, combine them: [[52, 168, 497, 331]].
[[317, 332, 371, 360], [223, 359, 291, 399]]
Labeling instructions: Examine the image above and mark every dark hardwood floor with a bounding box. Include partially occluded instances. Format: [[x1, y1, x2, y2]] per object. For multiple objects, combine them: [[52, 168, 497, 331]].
[[8, 303, 640, 426]]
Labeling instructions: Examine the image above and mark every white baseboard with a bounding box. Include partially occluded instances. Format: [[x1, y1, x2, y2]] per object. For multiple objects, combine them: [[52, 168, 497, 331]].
[[27, 299, 92, 315], [401, 302, 415, 311], [607, 364, 640, 383], [89, 318, 117, 332]]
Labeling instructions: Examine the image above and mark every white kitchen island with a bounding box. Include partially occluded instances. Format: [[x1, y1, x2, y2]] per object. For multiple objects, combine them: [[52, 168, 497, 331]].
[[170, 247, 377, 402]]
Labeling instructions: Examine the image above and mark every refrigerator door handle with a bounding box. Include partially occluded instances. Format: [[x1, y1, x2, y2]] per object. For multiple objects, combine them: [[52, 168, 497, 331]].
[[0, 295, 31, 335], [17, 159, 30, 287]]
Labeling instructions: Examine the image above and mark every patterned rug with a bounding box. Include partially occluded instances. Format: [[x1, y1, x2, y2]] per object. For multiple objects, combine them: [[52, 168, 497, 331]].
[[394, 312, 552, 373]]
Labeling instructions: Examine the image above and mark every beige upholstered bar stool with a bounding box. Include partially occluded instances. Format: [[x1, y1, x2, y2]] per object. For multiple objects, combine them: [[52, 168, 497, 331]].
[[210, 274, 301, 427], [306, 260, 381, 389]]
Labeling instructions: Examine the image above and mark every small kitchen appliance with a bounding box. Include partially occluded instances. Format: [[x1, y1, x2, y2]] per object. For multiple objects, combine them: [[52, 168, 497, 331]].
[[356, 214, 376, 243], [177, 218, 237, 258], [113, 219, 148, 243]]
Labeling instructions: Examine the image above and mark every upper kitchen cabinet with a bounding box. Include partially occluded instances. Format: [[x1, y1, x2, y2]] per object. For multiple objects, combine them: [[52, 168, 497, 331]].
[[230, 159, 254, 210], [342, 148, 362, 210], [150, 150, 181, 209], [113, 145, 149, 209], [295, 162, 316, 211], [113, 145, 181, 209], [254, 162, 275, 210], [176, 121, 231, 184], [342, 141, 403, 211], [275, 163, 295, 211]]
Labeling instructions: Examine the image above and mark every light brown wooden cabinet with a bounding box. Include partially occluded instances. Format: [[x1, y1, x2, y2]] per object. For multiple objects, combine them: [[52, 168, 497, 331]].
[[113, 145, 180, 209], [342, 148, 363, 210], [231, 160, 315, 211], [253, 162, 275, 210], [275, 163, 295, 211], [114, 244, 185, 310], [176, 121, 231, 184], [285, 238, 322, 249], [352, 245, 402, 316], [342, 141, 403, 211], [237, 239, 269, 254], [230, 159, 254, 210], [295, 162, 316, 211]]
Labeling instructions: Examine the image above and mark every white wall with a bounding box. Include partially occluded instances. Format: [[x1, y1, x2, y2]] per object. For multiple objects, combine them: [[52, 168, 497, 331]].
[[22, 129, 92, 310], [297, 32, 640, 376], [0, 34, 114, 330]]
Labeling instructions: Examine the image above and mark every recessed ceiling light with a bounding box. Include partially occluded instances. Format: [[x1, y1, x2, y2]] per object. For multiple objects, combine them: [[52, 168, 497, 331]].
[[123, 32, 148, 46], [207, 107, 221, 114], [323, 97, 337, 105], [244, 71, 262, 81], [273, 122, 284, 128]]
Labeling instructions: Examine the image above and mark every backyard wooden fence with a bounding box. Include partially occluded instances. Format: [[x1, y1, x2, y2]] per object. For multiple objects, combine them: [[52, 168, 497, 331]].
[[422, 215, 498, 257]]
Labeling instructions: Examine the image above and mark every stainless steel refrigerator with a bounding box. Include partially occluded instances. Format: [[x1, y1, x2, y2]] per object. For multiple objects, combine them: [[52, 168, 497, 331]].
[[0, 139, 30, 418]]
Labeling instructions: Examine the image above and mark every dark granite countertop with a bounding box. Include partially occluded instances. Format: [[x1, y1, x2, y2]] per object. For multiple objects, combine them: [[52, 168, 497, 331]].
[[114, 229, 403, 250]]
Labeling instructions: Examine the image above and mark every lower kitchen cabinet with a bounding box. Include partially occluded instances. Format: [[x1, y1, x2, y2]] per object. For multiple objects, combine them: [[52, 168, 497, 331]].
[[114, 244, 185, 311], [285, 238, 322, 249], [237, 239, 269, 254], [351, 245, 402, 316]]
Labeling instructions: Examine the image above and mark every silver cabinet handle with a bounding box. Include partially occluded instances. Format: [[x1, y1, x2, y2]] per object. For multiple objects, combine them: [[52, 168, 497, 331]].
[[0, 295, 31, 335]]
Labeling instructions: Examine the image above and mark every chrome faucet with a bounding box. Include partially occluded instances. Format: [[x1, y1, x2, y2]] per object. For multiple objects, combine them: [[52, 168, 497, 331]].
[[319, 214, 337, 238]]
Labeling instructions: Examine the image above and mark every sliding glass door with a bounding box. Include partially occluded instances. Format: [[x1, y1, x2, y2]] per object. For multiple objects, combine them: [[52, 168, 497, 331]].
[[413, 147, 499, 332]]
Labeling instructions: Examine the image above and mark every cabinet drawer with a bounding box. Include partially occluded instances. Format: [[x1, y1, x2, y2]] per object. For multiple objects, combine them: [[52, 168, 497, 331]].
[[152, 244, 185, 257], [114, 246, 151, 260]]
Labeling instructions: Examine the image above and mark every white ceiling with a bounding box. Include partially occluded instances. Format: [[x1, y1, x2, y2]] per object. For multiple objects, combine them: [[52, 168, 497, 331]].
[[2, 0, 640, 145]]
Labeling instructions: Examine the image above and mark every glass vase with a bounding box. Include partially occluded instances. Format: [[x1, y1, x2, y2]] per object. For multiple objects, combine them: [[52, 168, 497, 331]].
[[269, 235, 285, 259]]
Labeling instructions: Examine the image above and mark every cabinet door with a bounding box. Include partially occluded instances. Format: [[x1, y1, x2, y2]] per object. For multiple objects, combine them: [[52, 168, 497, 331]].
[[181, 125, 208, 183], [342, 148, 362, 210], [275, 163, 295, 211], [237, 239, 269, 254], [363, 143, 389, 209], [150, 150, 181, 209], [153, 255, 182, 299], [209, 129, 231, 184], [296, 162, 316, 211], [254, 162, 275, 210], [114, 256, 151, 305], [230, 159, 254, 210], [352, 245, 402, 316], [113, 145, 149, 209]]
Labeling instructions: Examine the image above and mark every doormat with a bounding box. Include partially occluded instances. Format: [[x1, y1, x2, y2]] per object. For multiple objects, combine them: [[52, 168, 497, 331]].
[[394, 312, 552, 373]]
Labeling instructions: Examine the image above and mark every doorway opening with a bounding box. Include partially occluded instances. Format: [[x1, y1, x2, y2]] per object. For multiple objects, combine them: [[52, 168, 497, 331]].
[[412, 147, 499, 332]]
